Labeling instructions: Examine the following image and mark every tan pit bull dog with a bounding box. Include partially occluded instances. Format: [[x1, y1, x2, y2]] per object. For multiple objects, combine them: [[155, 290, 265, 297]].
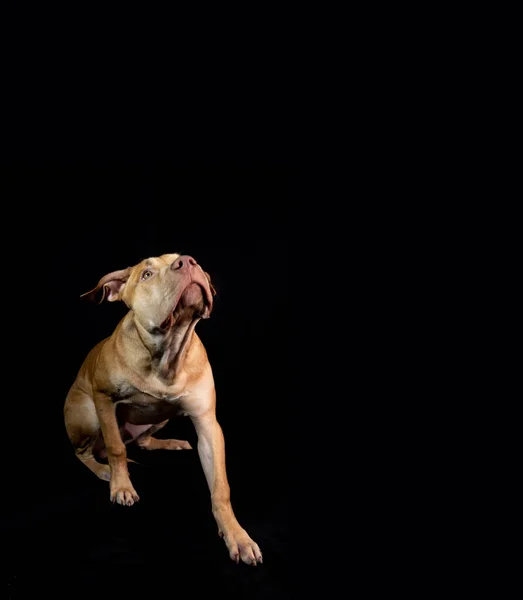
[[64, 253, 262, 566]]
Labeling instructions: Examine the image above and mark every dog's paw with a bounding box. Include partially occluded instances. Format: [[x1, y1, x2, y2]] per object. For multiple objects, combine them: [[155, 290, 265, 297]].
[[222, 528, 263, 566], [164, 439, 192, 450], [110, 484, 140, 506]]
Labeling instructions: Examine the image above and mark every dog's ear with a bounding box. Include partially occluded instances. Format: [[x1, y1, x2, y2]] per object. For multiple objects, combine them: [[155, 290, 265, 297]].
[[204, 271, 217, 296], [80, 267, 132, 304]]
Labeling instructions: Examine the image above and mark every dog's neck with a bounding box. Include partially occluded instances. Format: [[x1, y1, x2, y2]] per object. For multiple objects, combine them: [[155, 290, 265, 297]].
[[127, 311, 201, 383]]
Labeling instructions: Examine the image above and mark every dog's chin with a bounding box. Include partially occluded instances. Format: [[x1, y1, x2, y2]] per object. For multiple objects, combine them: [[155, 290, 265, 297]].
[[159, 284, 211, 331], [179, 282, 205, 310]]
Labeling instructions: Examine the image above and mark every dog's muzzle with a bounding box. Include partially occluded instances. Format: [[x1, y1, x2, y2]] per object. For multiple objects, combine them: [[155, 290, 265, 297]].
[[171, 255, 214, 318]]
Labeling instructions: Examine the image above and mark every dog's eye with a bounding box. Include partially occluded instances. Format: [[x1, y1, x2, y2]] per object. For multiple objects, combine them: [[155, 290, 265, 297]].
[[141, 270, 153, 281]]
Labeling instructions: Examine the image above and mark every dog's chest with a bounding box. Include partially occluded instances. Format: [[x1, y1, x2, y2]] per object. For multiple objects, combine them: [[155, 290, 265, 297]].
[[114, 384, 189, 425]]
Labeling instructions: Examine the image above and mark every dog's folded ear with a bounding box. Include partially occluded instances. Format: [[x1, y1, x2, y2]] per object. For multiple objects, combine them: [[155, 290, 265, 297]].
[[204, 271, 217, 296], [81, 267, 132, 304]]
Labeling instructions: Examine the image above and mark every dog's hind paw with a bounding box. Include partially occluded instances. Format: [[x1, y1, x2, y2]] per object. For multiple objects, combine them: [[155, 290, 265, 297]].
[[95, 465, 111, 482], [138, 437, 192, 451]]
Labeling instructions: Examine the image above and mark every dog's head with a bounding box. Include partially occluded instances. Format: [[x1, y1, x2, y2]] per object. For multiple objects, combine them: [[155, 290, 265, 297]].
[[81, 253, 216, 331]]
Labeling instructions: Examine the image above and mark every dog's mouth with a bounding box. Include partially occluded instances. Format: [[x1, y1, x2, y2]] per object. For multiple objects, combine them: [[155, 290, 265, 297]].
[[160, 283, 212, 330]]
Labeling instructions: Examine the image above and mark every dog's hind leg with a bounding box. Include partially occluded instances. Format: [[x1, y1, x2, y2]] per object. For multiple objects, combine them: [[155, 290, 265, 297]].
[[64, 387, 111, 481], [77, 444, 112, 481]]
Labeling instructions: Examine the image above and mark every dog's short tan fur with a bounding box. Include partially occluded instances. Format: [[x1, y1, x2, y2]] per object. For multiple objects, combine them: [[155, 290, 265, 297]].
[[64, 253, 262, 565]]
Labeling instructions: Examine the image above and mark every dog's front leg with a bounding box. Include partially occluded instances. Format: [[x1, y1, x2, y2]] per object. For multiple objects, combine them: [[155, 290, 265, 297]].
[[94, 392, 140, 506], [191, 411, 263, 566]]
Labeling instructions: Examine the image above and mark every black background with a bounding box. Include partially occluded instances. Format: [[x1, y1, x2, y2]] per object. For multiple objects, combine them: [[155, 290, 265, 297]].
[[1, 165, 293, 599]]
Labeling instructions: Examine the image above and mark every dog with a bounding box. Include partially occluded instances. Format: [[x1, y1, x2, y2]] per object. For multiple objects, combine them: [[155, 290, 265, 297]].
[[64, 253, 262, 565]]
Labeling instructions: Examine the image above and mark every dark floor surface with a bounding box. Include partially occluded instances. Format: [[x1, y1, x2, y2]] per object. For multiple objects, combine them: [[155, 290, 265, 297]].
[[2, 419, 292, 599]]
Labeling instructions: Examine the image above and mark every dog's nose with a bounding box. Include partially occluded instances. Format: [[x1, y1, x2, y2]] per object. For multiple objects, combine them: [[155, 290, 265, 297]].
[[171, 255, 198, 270]]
